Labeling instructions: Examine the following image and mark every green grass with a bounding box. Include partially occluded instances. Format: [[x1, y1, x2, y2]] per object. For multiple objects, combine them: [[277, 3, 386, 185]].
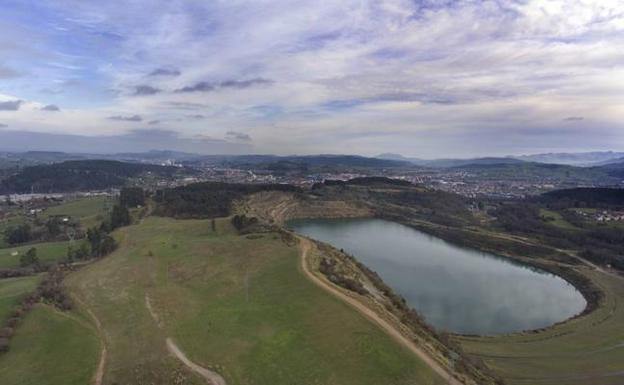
[[43, 196, 113, 229], [539, 209, 577, 230], [65, 217, 445, 385], [0, 241, 70, 269], [457, 268, 624, 385], [0, 304, 100, 385], [0, 276, 39, 322]]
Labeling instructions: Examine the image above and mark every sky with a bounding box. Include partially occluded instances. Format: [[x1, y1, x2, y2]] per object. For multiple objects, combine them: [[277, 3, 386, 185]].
[[0, 0, 623, 157]]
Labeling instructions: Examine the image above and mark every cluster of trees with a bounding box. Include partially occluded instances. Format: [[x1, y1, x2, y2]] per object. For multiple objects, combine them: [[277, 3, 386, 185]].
[[19, 247, 39, 268], [120, 187, 145, 208], [0, 160, 180, 194], [4, 216, 81, 246], [318, 257, 368, 295], [538, 188, 624, 209], [231, 214, 259, 232], [491, 201, 624, 271], [154, 182, 300, 218], [315, 177, 412, 188], [4, 223, 31, 245]]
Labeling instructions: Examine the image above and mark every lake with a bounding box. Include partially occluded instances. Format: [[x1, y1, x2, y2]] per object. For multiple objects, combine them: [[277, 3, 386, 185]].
[[288, 218, 586, 335]]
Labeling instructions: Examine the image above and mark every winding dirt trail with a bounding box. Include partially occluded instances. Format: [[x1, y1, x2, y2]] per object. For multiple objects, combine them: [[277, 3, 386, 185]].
[[297, 237, 463, 385], [166, 338, 227, 385], [144, 294, 227, 385], [73, 296, 107, 385]]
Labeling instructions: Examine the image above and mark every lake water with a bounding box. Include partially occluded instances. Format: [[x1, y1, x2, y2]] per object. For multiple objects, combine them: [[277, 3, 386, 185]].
[[288, 218, 586, 335]]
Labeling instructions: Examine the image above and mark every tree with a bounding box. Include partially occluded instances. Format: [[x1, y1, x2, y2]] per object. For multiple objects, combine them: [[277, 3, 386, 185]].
[[120, 187, 145, 208], [87, 228, 116, 257], [19, 247, 39, 268], [67, 242, 90, 262], [5, 224, 32, 245], [110, 205, 131, 229], [45, 217, 62, 238]]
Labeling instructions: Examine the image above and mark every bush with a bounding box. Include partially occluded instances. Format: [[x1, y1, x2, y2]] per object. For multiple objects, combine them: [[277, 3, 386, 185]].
[[0, 337, 9, 353]]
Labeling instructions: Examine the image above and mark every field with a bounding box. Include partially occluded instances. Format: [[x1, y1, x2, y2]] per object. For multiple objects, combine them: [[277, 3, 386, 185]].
[[62, 217, 445, 385], [42, 195, 113, 229], [0, 276, 39, 322], [0, 304, 100, 385], [0, 240, 71, 269], [457, 268, 624, 385], [539, 208, 578, 230]]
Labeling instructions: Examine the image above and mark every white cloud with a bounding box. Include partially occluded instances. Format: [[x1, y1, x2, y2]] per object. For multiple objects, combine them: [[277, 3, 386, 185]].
[[0, 0, 622, 156]]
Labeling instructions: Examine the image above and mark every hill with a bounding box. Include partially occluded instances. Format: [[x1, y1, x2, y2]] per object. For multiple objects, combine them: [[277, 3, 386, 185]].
[[450, 161, 615, 185], [515, 151, 624, 166], [196, 154, 411, 169], [0, 160, 183, 194]]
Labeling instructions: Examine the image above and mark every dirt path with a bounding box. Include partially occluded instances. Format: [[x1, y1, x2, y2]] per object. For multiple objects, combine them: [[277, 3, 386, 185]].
[[297, 237, 463, 385], [144, 294, 227, 385], [73, 296, 107, 385], [166, 338, 227, 385]]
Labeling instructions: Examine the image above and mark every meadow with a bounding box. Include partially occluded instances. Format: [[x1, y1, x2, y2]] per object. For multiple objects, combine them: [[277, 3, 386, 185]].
[[42, 195, 113, 230], [0, 276, 39, 322], [64, 216, 445, 385], [0, 304, 100, 385], [0, 240, 70, 269]]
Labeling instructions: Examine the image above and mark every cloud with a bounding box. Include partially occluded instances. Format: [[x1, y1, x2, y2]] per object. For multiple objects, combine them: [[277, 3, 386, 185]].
[[41, 104, 60, 111], [149, 68, 181, 77], [219, 78, 274, 89], [186, 114, 206, 120], [0, 129, 253, 154], [1, 1, 623, 157], [176, 78, 274, 93], [0, 123, 7, 128], [226, 130, 252, 141], [0, 100, 23, 111], [107, 114, 142, 122], [563, 116, 584, 121], [175, 81, 215, 93], [148, 120, 161, 125], [133, 85, 161, 96], [0, 65, 20, 79]]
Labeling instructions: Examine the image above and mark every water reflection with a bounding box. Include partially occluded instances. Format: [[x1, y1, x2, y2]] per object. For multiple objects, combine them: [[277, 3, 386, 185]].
[[289, 218, 586, 335]]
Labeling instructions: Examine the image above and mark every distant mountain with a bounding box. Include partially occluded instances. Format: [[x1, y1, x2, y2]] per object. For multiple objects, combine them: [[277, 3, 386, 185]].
[[427, 157, 525, 168], [196, 154, 411, 169], [448, 161, 621, 185], [514, 151, 624, 166], [377, 153, 428, 165], [596, 160, 624, 178], [0, 160, 186, 194], [376, 154, 524, 168], [595, 157, 624, 167]]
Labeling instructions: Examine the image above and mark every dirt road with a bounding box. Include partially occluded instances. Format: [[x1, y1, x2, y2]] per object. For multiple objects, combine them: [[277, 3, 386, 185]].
[[166, 338, 227, 385], [297, 237, 463, 385], [73, 296, 107, 385], [145, 294, 227, 385]]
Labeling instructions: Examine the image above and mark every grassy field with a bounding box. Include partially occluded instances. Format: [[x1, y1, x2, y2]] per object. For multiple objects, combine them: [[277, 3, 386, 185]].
[[0, 276, 39, 322], [0, 304, 100, 385], [42, 195, 113, 229], [539, 208, 578, 230], [457, 268, 624, 385], [0, 240, 71, 269], [65, 217, 445, 385]]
